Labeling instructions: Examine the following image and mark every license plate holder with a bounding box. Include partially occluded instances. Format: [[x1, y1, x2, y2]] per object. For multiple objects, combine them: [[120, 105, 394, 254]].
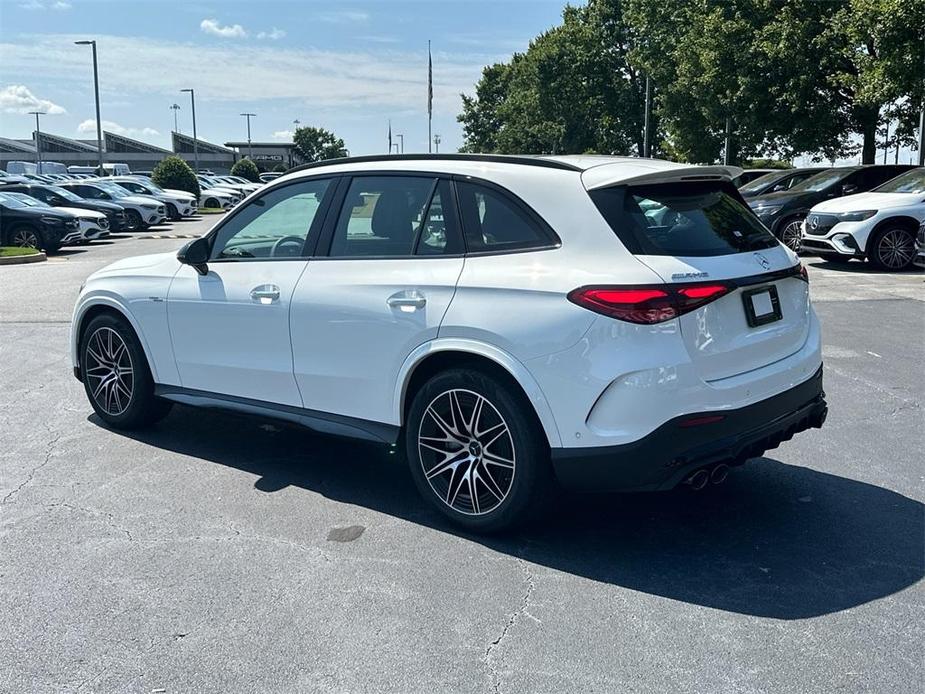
[[742, 285, 782, 327]]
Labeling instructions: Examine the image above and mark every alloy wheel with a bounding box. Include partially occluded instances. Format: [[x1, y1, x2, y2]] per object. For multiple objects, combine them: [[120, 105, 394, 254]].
[[12, 228, 40, 249], [877, 229, 914, 270], [85, 326, 134, 416], [781, 220, 803, 252], [418, 388, 515, 516]]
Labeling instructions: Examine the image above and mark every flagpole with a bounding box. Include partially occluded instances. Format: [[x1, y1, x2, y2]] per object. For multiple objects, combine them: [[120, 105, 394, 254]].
[[428, 40, 433, 154], [388, 118, 392, 154]]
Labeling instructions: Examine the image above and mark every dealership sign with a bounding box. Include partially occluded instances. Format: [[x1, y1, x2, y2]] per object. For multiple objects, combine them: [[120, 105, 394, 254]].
[[251, 154, 285, 162]]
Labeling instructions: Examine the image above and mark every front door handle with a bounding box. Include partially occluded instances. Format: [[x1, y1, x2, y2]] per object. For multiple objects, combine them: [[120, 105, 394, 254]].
[[250, 284, 280, 304], [387, 291, 426, 311]]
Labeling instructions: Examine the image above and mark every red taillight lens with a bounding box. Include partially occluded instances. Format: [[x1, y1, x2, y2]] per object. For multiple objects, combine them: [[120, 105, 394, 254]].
[[569, 282, 733, 324]]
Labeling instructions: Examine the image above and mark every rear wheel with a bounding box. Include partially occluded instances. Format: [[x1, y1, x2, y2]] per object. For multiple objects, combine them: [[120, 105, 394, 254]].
[[405, 368, 550, 532], [869, 226, 915, 271], [779, 217, 804, 252], [10, 225, 43, 250], [80, 313, 172, 429]]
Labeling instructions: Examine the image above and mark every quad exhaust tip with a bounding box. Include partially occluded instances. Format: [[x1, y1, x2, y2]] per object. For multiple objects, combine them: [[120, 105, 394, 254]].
[[710, 464, 729, 485], [684, 463, 730, 490]]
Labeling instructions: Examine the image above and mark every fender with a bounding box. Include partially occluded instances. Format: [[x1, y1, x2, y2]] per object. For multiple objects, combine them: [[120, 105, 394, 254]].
[[393, 338, 563, 447], [71, 293, 163, 383]]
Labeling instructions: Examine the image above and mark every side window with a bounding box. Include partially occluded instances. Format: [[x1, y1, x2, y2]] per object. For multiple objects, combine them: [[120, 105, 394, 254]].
[[329, 176, 436, 257], [456, 180, 551, 253], [785, 173, 811, 190], [210, 178, 331, 260], [415, 180, 461, 256]]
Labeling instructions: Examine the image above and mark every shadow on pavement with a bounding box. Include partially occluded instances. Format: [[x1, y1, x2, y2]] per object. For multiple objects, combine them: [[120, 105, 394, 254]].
[[805, 257, 924, 274], [97, 405, 924, 620]]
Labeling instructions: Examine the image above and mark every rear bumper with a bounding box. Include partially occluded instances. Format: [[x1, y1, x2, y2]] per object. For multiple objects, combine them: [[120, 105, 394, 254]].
[[550, 366, 826, 492]]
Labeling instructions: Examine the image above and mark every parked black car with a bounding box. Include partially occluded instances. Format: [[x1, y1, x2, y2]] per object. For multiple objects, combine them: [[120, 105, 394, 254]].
[[748, 164, 917, 251], [0, 191, 81, 252], [0, 182, 128, 232], [738, 167, 827, 198]]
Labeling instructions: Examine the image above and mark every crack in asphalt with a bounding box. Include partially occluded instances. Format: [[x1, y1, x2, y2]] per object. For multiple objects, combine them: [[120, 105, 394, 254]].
[[483, 559, 537, 694], [1, 432, 61, 506]]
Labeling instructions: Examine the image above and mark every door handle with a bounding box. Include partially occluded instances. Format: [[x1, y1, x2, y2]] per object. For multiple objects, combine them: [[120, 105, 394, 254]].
[[250, 284, 281, 304], [387, 291, 426, 311]]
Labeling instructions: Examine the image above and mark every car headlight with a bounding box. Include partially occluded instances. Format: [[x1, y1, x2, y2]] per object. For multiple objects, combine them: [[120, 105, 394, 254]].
[[142, 203, 159, 210], [834, 210, 877, 221], [752, 204, 783, 217], [40, 216, 63, 225]]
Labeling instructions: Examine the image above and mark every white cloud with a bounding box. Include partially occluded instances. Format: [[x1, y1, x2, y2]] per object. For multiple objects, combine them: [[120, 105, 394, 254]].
[[257, 28, 286, 40], [0, 84, 66, 114], [0, 34, 490, 115], [318, 10, 369, 23], [200, 18, 247, 39], [272, 130, 294, 140], [18, 0, 70, 9], [78, 119, 159, 138]]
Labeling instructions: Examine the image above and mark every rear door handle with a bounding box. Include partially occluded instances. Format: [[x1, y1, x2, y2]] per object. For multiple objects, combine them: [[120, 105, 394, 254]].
[[250, 284, 280, 303], [387, 291, 426, 310]]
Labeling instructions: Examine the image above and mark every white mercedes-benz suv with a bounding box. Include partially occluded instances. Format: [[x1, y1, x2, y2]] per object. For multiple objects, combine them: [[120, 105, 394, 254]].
[[70, 155, 826, 531]]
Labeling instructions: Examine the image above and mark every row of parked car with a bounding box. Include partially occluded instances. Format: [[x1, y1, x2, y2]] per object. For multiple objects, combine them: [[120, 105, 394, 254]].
[[736, 164, 924, 271], [0, 170, 266, 253]]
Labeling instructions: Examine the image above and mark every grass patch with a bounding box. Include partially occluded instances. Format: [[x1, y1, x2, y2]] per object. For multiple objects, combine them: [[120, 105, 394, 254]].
[[198, 207, 226, 215], [0, 246, 41, 258]]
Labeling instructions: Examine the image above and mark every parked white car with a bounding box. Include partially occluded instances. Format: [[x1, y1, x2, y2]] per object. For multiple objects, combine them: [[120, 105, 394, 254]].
[[59, 181, 167, 230], [194, 187, 235, 210], [801, 167, 925, 270], [196, 177, 242, 205], [109, 176, 198, 220], [1, 191, 110, 243], [200, 176, 252, 198], [70, 154, 826, 531], [216, 175, 263, 194]]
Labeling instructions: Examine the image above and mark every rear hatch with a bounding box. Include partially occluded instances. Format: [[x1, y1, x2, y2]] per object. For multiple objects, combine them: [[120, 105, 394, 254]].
[[586, 171, 809, 382]]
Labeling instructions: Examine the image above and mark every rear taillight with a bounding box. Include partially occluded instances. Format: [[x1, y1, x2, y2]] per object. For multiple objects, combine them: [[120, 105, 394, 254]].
[[568, 283, 733, 325], [798, 264, 809, 282]]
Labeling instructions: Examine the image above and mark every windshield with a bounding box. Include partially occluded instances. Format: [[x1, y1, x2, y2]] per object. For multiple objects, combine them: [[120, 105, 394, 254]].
[[873, 168, 925, 194], [0, 192, 27, 208], [590, 181, 779, 257], [95, 182, 130, 198], [46, 185, 84, 202], [739, 172, 785, 193], [790, 170, 850, 193], [6, 193, 45, 207]]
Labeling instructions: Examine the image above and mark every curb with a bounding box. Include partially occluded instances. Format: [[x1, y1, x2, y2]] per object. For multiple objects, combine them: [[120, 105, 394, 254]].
[[0, 251, 47, 266]]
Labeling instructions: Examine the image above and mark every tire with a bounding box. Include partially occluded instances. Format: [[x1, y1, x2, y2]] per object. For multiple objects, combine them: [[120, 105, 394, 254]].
[[79, 313, 172, 430], [10, 225, 44, 250], [405, 368, 550, 532], [205, 197, 219, 209], [868, 225, 916, 271], [778, 217, 804, 252], [166, 203, 180, 221], [125, 209, 146, 231]]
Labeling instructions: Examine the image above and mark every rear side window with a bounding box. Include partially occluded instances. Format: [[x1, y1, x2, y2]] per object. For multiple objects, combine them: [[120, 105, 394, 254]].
[[456, 180, 553, 252], [590, 182, 778, 257]]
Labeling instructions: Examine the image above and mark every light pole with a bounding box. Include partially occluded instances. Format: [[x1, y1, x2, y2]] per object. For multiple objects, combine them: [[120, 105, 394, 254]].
[[180, 88, 198, 173], [643, 74, 652, 157], [170, 103, 181, 133], [74, 39, 104, 174], [396, 133, 404, 154], [433, 134, 441, 153], [240, 112, 256, 159], [29, 111, 45, 169]]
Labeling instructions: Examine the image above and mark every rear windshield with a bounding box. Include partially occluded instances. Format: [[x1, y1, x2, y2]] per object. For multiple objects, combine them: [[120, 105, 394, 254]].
[[589, 181, 779, 257]]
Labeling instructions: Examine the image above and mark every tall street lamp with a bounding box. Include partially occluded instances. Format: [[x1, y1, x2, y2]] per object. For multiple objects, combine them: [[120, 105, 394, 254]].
[[240, 112, 256, 159], [29, 111, 45, 169], [170, 103, 181, 134], [74, 39, 104, 174], [396, 133, 404, 154], [180, 88, 198, 173]]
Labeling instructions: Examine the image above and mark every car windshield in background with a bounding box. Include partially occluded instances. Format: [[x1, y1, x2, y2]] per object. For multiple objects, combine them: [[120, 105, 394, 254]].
[[873, 168, 925, 194], [47, 186, 85, 202], [96, 183, 130, 198], [789, 170, 847, 192], [0, 192, 26, 208], [739, 171, 784, 193], [590, 181, 779, 257], [4, 193, 45, 207]]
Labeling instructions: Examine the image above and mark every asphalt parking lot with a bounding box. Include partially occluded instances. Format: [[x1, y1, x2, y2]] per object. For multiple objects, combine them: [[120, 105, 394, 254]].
[[1, 215, 922, 694]]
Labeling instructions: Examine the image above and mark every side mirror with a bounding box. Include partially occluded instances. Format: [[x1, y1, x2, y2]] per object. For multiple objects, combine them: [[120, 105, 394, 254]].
[[177, 237, 210, 276], [842, 184, 859, 195]]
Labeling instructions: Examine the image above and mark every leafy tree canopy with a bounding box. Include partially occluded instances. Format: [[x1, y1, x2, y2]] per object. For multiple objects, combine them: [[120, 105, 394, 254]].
[[292, 126, 348, 162], [151, 155, 200, 197], [230, 157, 260, 182]]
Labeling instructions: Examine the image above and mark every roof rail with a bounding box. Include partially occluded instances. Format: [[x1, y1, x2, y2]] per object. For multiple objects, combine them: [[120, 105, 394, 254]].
[[286, 153, 583, 175]]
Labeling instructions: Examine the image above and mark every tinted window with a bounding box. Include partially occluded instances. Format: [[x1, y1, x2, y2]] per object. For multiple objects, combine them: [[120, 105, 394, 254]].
[[791, 170, 849, 193], [590, 182, 778, 257], [739, 172, 782, 194], [329, 176, 436, 257], [211, 178, 331, 259], [874, 168, 925, 194], [456, 181, 550, 252]]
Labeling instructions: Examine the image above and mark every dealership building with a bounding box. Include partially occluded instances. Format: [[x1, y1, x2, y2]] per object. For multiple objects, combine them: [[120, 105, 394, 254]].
[[1, 130, 301, 175]]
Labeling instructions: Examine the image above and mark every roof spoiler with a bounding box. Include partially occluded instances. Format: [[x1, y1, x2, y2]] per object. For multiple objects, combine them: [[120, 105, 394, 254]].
[[582, 164, 744, 191]]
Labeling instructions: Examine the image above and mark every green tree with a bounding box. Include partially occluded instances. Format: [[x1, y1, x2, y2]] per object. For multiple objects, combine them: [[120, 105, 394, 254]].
[[151, 155, 200, 197], [230, 157, 260, 182], [292, 126, 348, 162], [272, 162, 288, 173]]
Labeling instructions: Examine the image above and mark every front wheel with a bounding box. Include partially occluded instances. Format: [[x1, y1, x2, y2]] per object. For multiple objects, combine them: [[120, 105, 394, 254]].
[[779, 217, 804, 252], [405, 369, 550, 532], [10, 225, 43, 250], [166, 203, 180, 221], [869, 226, 916, 271], [80, 313, 172, 429], [125, 209, 146, 231]]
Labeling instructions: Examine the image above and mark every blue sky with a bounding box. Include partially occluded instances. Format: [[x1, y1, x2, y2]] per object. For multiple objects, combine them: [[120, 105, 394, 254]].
[[0, 0, 569, 154]]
